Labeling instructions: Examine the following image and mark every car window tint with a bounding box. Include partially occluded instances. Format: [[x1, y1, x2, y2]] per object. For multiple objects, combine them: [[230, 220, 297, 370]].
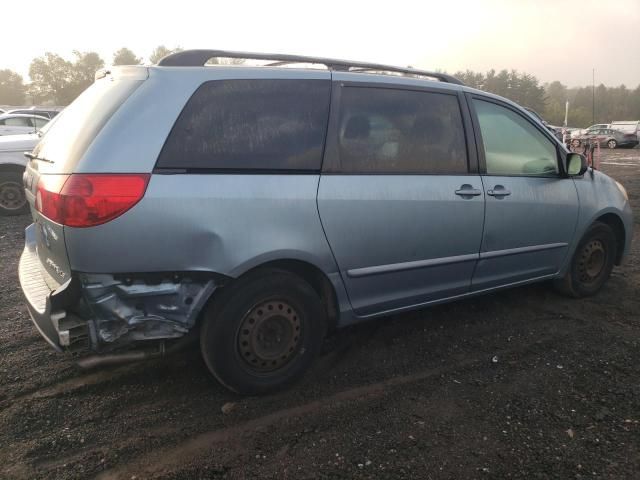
[[157, 79, 330, 171], [34, 117, 49, 128], [474, 99, 558, 176], [336, 87, 467, 173], [4, 117, 31, 127]]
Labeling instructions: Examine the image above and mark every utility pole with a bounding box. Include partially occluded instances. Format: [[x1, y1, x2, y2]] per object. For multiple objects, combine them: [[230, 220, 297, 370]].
[[592, 68, 595, 124]]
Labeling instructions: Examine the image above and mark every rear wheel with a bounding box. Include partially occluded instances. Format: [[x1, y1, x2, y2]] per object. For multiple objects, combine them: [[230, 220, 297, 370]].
[[607, 139, 617, 149], [0, 172, 28, 216], [200, 269, 326, 395], [554, 222, 617, 297]]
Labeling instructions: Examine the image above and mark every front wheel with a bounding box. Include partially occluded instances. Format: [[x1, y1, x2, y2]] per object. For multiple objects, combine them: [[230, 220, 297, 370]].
[[0, 171, 29, 216], [607, 139, 617, 149], [554, 222, 617, 298], [200, 269, 326, 395]]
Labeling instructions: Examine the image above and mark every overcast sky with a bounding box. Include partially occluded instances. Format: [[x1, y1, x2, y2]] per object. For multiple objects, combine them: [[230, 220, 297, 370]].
[[2, 0, 639, 87]]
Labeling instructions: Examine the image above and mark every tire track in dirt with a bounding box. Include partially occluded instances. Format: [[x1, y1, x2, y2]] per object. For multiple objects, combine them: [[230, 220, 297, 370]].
[[95, 330, 575, 480], [0, 363, 146, 411]]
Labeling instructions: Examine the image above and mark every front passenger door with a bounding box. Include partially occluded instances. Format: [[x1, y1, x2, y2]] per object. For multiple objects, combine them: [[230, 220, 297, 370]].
[[469, 97, 579, 290]]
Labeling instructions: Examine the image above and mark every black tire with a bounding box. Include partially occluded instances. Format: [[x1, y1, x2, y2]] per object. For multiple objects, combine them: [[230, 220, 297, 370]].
[[607, 139, 617, 149], [554, 222, 617, 298], [0, 171, 29, 216], [200, 269, 326, 395]]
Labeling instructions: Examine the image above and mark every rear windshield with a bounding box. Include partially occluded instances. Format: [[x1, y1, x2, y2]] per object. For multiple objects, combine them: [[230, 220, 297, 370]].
[[32, 76, 143, 172]]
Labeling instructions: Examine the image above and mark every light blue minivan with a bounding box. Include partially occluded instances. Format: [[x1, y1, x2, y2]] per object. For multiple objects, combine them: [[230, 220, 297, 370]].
[[20, 50, 632, 394]]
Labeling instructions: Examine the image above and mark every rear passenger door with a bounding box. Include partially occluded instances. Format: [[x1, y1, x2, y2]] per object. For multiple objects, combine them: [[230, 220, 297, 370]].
[[468, 96, 579, 290], [317, 79, 484, 316], [0, 117, 32, 135]]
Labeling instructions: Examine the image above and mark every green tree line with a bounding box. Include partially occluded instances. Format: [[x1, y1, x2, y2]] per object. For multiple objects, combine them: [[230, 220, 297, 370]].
[[453, 69, 640, 127], [0, 45, 182, 105], [1, 54, 639, 128]]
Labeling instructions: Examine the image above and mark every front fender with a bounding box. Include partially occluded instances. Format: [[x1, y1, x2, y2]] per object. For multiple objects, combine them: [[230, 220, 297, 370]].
[[561, 172, 633, 274]]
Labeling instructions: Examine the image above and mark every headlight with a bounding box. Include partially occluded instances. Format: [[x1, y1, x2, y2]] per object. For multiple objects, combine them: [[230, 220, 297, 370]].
[[615, 181, 629, 201]]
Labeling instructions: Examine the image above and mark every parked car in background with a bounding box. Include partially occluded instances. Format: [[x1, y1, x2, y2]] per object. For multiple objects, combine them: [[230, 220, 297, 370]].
[[571, 127, 639, 149], [0, 118, 56, 215], [610, 120, 640, 137], [19, 50, 633, 395], [570, 123, 610, 138], [6, 107, 61, 120], [0, 113, 49, 136]]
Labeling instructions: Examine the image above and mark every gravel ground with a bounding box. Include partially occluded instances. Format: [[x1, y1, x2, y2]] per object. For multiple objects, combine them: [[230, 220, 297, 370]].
[[1, 148, 639, 479]]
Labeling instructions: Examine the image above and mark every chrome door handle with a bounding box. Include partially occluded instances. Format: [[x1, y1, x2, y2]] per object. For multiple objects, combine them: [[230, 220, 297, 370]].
[[455, 184, 482, 197], [487, 186, 511, 197]]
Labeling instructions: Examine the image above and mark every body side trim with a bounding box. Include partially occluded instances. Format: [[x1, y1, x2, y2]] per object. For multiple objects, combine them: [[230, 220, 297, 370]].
[[479, 242, 568, 259], [345, 242, 568, 279], [346, 253, 479, 278]]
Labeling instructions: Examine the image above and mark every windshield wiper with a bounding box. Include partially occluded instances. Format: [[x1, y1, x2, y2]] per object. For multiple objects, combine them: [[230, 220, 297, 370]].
[[24, 152, 54, 164]]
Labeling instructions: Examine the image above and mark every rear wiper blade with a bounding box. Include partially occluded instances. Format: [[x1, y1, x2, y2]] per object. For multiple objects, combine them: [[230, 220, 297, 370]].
[[24, 152, 54, 163]]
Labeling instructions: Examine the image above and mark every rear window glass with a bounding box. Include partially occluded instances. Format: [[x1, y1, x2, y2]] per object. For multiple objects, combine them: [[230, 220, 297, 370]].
[[156, 79, 331, 171], [334, 87, 468, 174], [32, 77, 143, 171]]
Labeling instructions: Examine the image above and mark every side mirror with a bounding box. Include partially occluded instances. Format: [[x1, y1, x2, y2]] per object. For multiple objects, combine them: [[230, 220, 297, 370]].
[[566, 152, 588, 176]]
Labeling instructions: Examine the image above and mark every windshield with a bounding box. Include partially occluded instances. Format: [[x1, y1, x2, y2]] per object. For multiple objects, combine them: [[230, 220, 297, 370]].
[[32, 76, 143, 172]]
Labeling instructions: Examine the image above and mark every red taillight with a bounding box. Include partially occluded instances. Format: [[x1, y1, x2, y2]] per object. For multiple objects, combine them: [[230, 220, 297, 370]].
[[36, 174, 150, 227]]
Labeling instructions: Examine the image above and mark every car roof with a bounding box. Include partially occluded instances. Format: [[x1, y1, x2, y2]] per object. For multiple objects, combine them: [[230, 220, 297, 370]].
[[112, 52, 530, 120], [155, 49, 465, 85], [0, 113, 50, 120], [8, 108, 55, 113]]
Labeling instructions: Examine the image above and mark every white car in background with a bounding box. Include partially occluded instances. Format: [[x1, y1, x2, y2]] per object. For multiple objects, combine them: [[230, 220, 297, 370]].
[[610, 120, 640, 136], [0, 113, 49, 136], [0, 118, 56, 214]]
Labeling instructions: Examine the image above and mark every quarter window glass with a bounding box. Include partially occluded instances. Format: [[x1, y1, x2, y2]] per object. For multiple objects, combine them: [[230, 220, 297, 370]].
[[336, 87, 467, 173], [34, 118, 49, 128], [157, 79, 331, 170], [474, 100, 558, 176]]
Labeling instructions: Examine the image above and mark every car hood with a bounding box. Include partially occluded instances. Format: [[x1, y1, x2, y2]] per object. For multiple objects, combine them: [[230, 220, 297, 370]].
[[0, 133, 39, 152]]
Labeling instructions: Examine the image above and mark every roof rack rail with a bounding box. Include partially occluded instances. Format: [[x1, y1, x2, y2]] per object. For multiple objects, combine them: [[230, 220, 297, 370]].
[[157, 49, 464, 85]]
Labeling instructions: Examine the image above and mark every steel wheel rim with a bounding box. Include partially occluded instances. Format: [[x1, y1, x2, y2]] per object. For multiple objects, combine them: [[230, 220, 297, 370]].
[[237, 299, 301, 373], [578, 240, 606, 284], [608, 140, 616, 149], [0, 181, 26, 210]]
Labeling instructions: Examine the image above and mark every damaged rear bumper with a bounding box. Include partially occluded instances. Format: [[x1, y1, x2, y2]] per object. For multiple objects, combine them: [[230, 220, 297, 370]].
[[79, 272, 217, 348], [19, 225, 85, 351], [19, 225, 221, 353]]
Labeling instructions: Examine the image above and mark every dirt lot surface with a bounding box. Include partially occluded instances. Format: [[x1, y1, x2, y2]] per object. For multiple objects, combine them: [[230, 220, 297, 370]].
[[1, 149, 639, 480]]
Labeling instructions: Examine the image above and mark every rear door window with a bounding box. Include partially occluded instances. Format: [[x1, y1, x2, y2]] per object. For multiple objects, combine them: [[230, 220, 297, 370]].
[[334, 87, 468, 174], [157, 79, 331, 171]]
